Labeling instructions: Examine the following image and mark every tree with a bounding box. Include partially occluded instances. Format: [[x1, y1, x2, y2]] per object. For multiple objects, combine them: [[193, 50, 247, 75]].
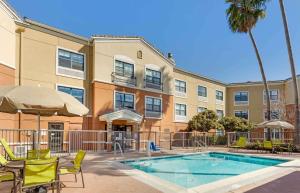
[[187, 110, 224, 132], [277, 0, 300, 144], [219, 116, 254, 132], [225, 0, 272, 139]]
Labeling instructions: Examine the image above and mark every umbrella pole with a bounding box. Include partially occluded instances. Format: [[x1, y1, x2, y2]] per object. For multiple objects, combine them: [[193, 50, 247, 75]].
[[37, 114, 41, 153]]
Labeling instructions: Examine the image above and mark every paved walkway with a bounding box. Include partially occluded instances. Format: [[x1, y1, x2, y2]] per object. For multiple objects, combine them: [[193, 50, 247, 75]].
[[1, 149, 300, 193]]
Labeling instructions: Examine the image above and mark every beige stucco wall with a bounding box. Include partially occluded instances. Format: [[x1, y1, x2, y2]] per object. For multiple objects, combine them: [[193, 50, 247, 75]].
[[93, 39, 174, 95], [173, 69, 226, 122], [15, 25, 92, 107], [284, 78, 300, 105], [0, 2, 16, 68], [226, 83, 285, 123]]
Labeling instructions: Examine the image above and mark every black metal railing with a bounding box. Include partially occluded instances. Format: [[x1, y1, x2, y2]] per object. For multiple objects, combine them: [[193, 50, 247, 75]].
[[111, 72, 137, 87], [144, 79, 163, 91]]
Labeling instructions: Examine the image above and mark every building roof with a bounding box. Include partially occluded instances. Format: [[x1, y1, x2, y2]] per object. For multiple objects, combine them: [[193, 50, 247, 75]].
[[228, 75, 300, 87], [174, 67, 227, 86]]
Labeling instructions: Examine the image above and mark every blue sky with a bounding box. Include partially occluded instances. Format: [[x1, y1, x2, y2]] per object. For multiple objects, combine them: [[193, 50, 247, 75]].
[[7, 0, 300, 83]]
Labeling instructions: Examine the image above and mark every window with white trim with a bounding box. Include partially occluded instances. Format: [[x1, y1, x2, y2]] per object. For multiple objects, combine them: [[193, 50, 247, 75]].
[[115, 92, 134, 110], [235, 110, 249, 120], [115, 60, 134, 78], [175, 80, 186, 93], [197, 107, 207, 113], [234, 91, 248, 105], [145, 68, 161, 85], [57, 86, 84, 104], [216, 90, 223, 101], [175, 104, 186, 116], [58, 49, 84, 71], [146, 97, 162, 113], [198, 86, 207, 97], [216, 110, 224, 119], [264, 89, 279, 101], [264, 110, 280, 120]]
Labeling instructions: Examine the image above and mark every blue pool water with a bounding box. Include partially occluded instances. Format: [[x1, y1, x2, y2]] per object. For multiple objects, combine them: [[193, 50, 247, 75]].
[[123, 152, 287, 188]]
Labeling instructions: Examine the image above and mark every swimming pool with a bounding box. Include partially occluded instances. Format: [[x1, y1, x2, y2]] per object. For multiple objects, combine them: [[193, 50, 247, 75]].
[[123, 152, 288, 188]]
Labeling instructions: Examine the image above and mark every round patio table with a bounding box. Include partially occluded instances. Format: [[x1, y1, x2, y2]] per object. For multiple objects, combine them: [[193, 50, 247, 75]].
[[5, 157, 70, 170]]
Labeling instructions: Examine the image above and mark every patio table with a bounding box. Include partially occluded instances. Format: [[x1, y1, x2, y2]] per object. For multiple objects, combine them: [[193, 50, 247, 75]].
[[5, 157, 69, 170]]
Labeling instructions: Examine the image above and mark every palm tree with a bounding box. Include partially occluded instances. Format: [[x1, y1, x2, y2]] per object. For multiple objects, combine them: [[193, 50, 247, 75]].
[[278, 0, 300, 144], [225, 0, 272, 140]]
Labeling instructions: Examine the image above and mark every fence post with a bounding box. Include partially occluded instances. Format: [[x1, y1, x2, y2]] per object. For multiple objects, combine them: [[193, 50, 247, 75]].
[[169, 132, 172, 150], [137, 131, 140, 152], [33, 130, 38, 150], [247, 131, 250, 142], [68, 131, 71, 154], [227, 132, 230, 147]]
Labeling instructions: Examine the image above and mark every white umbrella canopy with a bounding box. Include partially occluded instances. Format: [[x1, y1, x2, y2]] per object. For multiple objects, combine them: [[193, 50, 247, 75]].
[[0, 85, 89, 150], [256, 120, 294, 129], [0, 85, 88, 116]]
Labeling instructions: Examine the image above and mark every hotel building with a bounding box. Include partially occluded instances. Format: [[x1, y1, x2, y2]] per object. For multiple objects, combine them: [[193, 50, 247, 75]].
[[0, 1, 298, 136]]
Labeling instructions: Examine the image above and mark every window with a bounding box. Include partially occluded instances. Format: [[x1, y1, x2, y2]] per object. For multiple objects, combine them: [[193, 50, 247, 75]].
[[58, 49, 84, 71], [145, 68, 161, 85], [115, 60, 134, 78], [216, 110, 224, 119], [264, 110, 280, 120], [115, 92, 134, 110], [216, 90, 223, 101], [175, 80, 186, 93], [234, 91, 248, 104], [57, 86, 84, 104], [198, 86, 207, 97], [197, 107, 207, 113], [175, 104, 186, 116], [264, 89, 279, 101], [235, 110, 249, 120], [146, 97, 162, 112], [264, 128, 282, 140]]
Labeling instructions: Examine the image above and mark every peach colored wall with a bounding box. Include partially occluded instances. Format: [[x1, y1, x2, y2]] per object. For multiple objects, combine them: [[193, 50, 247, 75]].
[[92, 81, 175, 132]]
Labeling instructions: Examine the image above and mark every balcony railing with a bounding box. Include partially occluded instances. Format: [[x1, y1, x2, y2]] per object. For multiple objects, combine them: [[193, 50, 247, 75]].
[[111, 72, 136, 87], [144, 79, 163, 91]]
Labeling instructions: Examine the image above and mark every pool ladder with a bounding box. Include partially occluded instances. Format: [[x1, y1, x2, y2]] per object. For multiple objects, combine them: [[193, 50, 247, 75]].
[[194, 139, 207, 152]]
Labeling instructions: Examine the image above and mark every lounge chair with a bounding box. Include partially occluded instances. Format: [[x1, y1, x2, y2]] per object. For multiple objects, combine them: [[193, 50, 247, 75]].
[[59, 150, 86, 188], [0, 139, 26, 161], [150, 141, 161, 152], [0, 154, 17, 193], [230, 137, 247, 151], [263, 141, 273, 152]]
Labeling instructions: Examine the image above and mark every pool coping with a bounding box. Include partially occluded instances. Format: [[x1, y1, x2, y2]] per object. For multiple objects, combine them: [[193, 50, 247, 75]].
[[111, 151, 300, 193]]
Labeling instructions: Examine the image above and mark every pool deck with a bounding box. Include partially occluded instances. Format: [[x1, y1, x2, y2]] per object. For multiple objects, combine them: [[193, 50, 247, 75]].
[[1, 147, 300, 193]]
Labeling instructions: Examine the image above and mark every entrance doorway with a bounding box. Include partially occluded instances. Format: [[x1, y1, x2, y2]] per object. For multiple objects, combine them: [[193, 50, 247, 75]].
[[48, 122, 64, 152], [112, 125, 133, 150]]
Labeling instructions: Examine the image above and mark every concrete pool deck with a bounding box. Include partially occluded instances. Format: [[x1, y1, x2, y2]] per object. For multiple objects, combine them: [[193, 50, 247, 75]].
[[1, 148, 300, 193]]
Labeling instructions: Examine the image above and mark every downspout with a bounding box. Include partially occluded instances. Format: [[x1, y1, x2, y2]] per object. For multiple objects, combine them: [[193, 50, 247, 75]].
[[16, 27, 25, 134]]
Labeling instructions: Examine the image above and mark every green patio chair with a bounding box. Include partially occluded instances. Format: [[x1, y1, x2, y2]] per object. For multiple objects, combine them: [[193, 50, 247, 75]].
[[59, 150, 86, 188], [0, 139, 25, 161], [27, 149, 51, 160], [0, 154, 8, 166], [0, 154, 17, 193], [230, 137, 247, 151], [20, 157, 59, 193], [0, 170, 17, 193], [263, 141, 273, 152]]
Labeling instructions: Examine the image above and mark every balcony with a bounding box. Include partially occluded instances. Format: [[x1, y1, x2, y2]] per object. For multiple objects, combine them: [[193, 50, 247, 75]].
[[111, 72, 137, 87], [144, 79, 163, 91]]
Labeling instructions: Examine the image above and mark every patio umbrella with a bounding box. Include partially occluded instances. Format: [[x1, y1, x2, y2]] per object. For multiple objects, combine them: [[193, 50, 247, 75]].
[[255, 120, 294, 129], [0, 85, 89, 149]]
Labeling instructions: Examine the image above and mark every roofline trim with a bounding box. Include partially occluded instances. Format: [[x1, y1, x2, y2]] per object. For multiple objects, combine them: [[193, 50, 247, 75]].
[[23, 18, 90, 43], [174, 67, 227, 86], [92, 35, 175, 66], [1, 0, 23, 22]]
